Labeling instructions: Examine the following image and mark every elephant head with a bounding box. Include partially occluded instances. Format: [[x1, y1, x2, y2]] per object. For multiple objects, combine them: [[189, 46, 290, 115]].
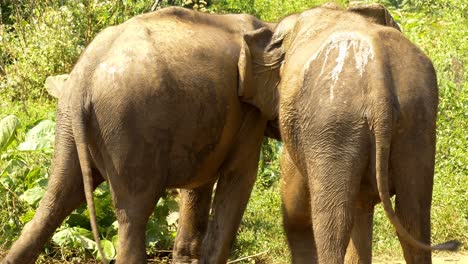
[[237, 13, 300, 140], [236, 27, 282, 121], [238, 2, 400, 122]]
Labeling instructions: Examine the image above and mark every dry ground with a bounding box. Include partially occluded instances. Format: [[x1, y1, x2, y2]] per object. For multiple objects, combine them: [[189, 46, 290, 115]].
[[375, 253, 468, 264], [1, 250, 467, 263]]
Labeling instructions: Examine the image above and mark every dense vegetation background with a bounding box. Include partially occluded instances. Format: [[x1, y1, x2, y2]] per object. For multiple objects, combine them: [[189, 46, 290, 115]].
[[0, 0, 466, 263]]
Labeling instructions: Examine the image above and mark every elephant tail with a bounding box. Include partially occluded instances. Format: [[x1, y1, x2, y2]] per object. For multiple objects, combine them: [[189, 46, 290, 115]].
[[372, 97, 461, 252], [71, 94, 108, 263]]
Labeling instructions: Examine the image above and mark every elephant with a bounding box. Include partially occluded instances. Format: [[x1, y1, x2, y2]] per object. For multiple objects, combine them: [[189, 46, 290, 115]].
[[141, 3, 460, 264], [263, 3, 459, 264], [2, 7, 280, 264]]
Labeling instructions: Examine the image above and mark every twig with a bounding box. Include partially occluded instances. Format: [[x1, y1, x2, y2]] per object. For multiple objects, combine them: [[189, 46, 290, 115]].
[[152, 249, 173, 253], [0, 180, 21, 201], [151, 0, 162, 11], [227, 249, 270, 264]]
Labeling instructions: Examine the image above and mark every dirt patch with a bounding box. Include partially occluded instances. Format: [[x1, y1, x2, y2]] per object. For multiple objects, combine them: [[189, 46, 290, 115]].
[[375, 253, 468, 264]]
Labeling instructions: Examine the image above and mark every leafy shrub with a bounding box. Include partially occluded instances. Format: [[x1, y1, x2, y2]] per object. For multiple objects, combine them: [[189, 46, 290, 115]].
[[0, 111, 54, 247], [0, 3, 80, 101], [0, 1, 154, 102], [258, 139, 282, 189], [211, 0, 347, 20]]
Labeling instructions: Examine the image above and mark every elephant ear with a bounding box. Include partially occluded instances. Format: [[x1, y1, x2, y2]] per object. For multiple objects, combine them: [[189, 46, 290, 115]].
[[348, 3, 401, 31], [270, 13, 299, 55], [237, 27, 279, 99], [237, 32, 254, 98]]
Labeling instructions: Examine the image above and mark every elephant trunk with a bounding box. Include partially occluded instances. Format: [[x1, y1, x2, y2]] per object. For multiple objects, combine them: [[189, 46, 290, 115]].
[[372, 94, 460, 252], [70, 91, 108, 263]]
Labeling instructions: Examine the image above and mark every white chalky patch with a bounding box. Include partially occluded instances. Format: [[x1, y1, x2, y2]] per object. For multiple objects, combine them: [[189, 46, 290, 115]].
[[303, 32, 375, 101], [97, 55, 131, 79], [99, 62, 107, 70], [108, 66, 118, 75]]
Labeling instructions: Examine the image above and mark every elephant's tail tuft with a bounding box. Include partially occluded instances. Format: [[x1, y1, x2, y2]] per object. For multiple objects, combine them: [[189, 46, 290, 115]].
[[71, 91, 108, 264], [432, 240, 462, 251]]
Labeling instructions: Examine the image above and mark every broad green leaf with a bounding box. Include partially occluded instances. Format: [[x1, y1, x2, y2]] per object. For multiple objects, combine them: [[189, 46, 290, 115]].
[[71, 226, 93, 239], [0, 115, 20, 151], [0, 158, 27, 179], [19, 186, 46, 206], [53, 227, 115, 259], [76, 232, 97, 250], [104, 220, 118, 238], [52, 226, 94, 248], [167, 211, 179, 226], [19, 210, 36, 224], [97, 239, 116, 260], [111, 220, 119, 230], [17, 120, 55, 151], [52, 227, 74, 246], [25, 167, 45, 189], [112, 235, 118, 250]]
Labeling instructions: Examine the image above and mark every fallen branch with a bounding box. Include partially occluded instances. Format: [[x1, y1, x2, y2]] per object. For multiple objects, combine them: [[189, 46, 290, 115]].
[[227, 249, 270, 264], [151, 0, 162, 11]]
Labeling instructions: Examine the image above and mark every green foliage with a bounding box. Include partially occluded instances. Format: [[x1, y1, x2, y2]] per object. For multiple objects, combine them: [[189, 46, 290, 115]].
[[0, 102, 55, 247], [17, 119, 55, 151], [0, 115, 20, 151], [232, 183, 289, 263], [211, 0, 348, 20], [1, 2, 80, 101], [52, 227, 97, 257], [0, 0, 154, 102], [180, 0, 211, 12], [258, 138, 282, 189]]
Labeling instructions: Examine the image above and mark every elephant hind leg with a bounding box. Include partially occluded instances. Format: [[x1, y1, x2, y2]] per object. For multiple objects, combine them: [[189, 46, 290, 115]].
[[391, 135, 435, 264], [305, 126, 370, 264], [281, 149, 317, 264], [173, 183, 214, 263], [114, 197, 161, 264], [200, 108, 266, 263], [3, 122, 104, 264], [345, 202, 375, 264], [112, 182, 163, 264], [307, 163, 364, 264]]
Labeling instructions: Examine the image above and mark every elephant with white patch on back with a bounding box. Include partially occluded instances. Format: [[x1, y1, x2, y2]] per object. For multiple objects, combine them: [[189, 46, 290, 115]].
[[235, 2, 460, 264]]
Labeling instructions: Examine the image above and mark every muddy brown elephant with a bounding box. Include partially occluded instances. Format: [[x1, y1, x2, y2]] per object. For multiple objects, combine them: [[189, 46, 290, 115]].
[[2, 7, 280, 264], [267, 3, 459, 264]]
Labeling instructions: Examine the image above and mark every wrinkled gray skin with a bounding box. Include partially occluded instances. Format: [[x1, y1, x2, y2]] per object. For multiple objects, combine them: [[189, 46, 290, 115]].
[[178, 2, 459, 264], [2, 7, 280, 264]]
